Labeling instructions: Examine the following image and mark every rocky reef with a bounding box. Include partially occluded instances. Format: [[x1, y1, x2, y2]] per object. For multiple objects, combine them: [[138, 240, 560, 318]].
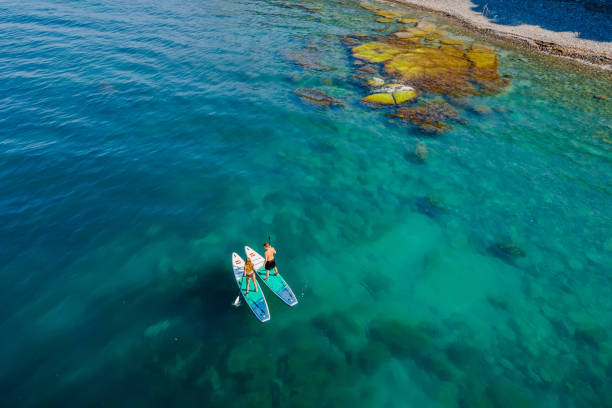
[[393, 100, 460, 133], [294, 88, 346, 107], [345, 6, 510, 133]]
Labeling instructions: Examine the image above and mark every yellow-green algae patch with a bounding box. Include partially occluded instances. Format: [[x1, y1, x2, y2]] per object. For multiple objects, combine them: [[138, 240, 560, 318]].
[[440, 37, 467, 47], [348, 6, 510, 131], [350, 26, 509, 99], [374, 9, 403, 19], [361, 86, 418, 105], [398, 17, 418, 25], [467, 44, 499, 78], [365, 77, 385, 88], [352, 41, 404, 63], [384, 46, 471, 80]]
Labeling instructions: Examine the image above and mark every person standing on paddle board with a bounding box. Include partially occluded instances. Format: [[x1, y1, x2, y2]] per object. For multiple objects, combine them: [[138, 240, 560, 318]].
[[244, 257, 258, 295], [263, 242, 278, 280]]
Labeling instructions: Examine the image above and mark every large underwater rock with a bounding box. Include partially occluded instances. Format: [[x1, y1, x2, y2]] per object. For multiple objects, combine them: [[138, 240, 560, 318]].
[[352, 41, 404, 63], [361, 84, 418, 105], [393, 100, 460, 134], [350, 23, 510, 103], [488, 241, 526, 261]]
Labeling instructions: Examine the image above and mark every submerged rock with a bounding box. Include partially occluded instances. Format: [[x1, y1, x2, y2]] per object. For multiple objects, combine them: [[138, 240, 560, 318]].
[[489, 241, 526, 260], [486, 378, 535, 408], [398, 17, 418, 25], [368, 319, 432, 360], [486, 295, 509, 311], [416, 196, 446, 216], [363, 92, 396, 105], [574, 324, 607, 350], [352, 41, 403, 63], [404, 141, 428, 163], [353, 64, 383, 86], [361, 85, 418, 105], [368, 319, 455, 380], [468, 44, 498, 76], [349, 31, 509, 99], [385, 46, 470, 79], [416, 21, 437, 32], [472, 104, 493, 115], [294, 88, 345, 107], [411, 73, 477, 97], [366, 76, 385, 87], [440, 37, 467, 47], [312, 311, 361, 350], [357, 64, 380, 75], [357, 341, 391, 373], [282, 51, 336, 71], [373, 9, 403, 19], [278, 345, 355, 408], [444, 341, 481, 369], [414, 141, 428, 161], [393, 100, 460, 134]]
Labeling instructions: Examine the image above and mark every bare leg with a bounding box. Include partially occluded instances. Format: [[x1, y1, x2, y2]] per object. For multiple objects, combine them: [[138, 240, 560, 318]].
[[274, 266, 279, 276], [254, 278, 258, 292], [265, 269, 269, 280], [245, 276, 250, 295]]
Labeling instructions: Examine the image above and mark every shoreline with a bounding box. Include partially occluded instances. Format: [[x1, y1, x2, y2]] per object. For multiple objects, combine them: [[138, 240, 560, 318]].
[[385, 0, 612, 69]]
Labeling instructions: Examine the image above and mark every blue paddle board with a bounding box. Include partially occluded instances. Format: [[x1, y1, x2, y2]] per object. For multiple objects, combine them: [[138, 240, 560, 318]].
[[232, 252, 270, 322], [245, 246, 298, 306]]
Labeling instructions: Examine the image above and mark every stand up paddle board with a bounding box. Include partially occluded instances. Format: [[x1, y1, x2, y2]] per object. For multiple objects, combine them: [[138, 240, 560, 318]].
[[245, 246, 298, 306], [232, 252, 270, 322]]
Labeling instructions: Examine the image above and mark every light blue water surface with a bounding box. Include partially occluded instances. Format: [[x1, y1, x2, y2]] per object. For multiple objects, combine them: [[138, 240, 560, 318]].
[[1, 0, 611, 407]]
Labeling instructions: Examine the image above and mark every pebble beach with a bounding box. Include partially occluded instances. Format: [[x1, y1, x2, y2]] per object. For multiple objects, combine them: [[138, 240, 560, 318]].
[[396, 0, 612, 67]]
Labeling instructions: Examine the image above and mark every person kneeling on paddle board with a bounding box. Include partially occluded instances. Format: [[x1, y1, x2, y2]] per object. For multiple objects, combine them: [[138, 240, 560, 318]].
[[263, 242, 278, 280], [244, 257, 258, 295]]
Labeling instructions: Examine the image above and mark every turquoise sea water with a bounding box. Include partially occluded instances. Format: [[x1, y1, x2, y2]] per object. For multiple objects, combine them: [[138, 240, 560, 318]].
[[1, 0, 611, 406]]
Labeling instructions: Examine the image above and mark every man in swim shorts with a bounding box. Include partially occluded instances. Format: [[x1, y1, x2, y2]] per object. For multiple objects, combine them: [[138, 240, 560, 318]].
[[263, 242, 278, 280]]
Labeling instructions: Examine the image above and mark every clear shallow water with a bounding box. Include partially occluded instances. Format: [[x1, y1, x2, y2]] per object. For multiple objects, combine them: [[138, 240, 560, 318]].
[[1, 0, 611, 407]]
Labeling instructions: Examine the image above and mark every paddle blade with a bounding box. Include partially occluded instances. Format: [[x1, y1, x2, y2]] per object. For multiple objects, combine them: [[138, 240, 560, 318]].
[[232, 296, 242, 307]]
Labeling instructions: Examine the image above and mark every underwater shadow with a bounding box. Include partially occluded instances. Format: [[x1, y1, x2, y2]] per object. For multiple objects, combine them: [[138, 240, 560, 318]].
[[470, 0, 612, 42]]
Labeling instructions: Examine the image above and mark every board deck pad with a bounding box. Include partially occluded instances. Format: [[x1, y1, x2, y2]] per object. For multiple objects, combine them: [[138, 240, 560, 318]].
[[232, 252, 270, 322], [244, 246, 298, 306]]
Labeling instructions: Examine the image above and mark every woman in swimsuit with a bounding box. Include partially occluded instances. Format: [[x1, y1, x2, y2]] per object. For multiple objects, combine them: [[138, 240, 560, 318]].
[[244, 257, 258, 295]]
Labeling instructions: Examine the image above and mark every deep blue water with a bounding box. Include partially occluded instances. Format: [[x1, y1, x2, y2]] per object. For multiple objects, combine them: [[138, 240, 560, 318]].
[[1, 0, 611, 407]]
